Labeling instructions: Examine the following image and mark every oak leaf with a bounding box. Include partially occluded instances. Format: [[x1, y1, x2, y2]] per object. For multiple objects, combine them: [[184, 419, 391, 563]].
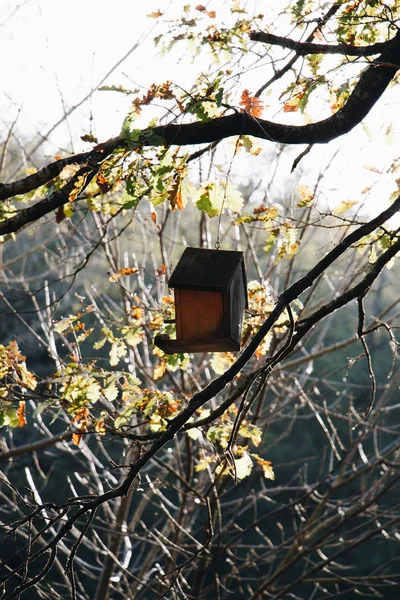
[[239, 89, 264, 118]]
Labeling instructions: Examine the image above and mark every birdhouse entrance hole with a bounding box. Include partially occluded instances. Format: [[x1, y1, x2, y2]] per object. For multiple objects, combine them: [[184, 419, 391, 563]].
[[154, 247, 247, 354]]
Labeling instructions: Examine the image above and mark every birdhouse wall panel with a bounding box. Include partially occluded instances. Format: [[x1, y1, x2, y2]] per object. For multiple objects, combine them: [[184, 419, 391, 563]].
[[175, 289, 225, 339], [228, 269, 247, 343]]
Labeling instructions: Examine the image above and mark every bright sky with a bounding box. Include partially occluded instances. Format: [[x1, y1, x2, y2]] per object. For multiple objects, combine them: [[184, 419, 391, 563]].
[[1, 0, 399, 220], [1, 0, 175, 149]]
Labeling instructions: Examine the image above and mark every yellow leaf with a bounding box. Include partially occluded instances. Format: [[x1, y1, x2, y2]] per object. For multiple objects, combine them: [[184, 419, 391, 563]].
[[296, 184, 314, 208], [210, 352, 236, 375], [239, 423, 262, 447], [109, 341, 127, 366], [187, 428, 201, 441], [104, 381, 118, 402], [234, 453, 253, 480], [252, 455, 275, 480], [63, 203, 74, 218], [333, 200, 358, 215], [195, 456, 215, 471], [260, 461, 275, 480], [154, 360, 166, 380]]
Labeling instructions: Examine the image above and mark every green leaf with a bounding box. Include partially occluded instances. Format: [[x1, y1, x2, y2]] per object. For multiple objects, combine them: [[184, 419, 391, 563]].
[[1, 406, 19, 428], [195, 182, 244, 217], [54, 316, 75, 333]]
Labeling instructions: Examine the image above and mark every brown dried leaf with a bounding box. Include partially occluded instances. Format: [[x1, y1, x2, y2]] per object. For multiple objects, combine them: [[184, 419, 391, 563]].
[[80, 133, 98, 144], [55, 205, 66, 224], [283, 97, 300, 112], [239, 89, 264, 118], [97, 173, 111, 194], [157, 265, 167, 276]]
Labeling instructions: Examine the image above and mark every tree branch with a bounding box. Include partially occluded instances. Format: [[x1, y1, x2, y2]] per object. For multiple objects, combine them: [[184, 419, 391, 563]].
[[0, 167, 96, 236], [250, 31, 393, 56], [1, 30, 399, 238], [0, 139, 119, 202], [0, 431, 70, 461]]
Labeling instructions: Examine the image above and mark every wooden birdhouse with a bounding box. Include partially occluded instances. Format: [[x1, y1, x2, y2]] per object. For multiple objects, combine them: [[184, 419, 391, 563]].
[[155, 247, 247, 354]]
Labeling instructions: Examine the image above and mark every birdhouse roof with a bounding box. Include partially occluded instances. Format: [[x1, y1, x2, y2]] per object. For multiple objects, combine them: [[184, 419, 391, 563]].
[[168, 247, 247, 293]]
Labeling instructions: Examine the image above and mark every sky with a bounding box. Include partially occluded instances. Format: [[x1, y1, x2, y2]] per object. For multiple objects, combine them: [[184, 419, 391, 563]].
[[1, 0, 399, 220], [1, 0, 175, 150]]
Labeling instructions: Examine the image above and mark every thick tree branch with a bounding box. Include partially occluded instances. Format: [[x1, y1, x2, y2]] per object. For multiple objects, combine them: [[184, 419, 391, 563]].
[[1, 31, 399, 238], [0, 167, 96, 236], [152, 31, 400, 146], [0, 139, 119, 202], [250, 31, 393, 56]]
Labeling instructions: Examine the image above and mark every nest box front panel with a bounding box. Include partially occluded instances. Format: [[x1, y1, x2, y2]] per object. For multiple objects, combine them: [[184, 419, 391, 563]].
[[175, 289, 224, 339]]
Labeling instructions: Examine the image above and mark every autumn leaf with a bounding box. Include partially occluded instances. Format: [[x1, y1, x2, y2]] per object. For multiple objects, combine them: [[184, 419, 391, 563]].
[[72, 432, 83, 446], [195, 455, 215, 471], [239, 89, 264, 118], [241, 136, 262, 155], [54, 315, 76, 333], [109, 267, 139, 282], [147, 10, 163, 18], [283, 97, 301, 112], [253, 205, 268, 215], [95, 420, 106, 435], [314, 28, 323, 41], [109, 341, 127, 366], [17, 401, 27, 427], [168, 178, 185, 211], [210, 352, 236, 375], [157, 265, 167, 276], [97, 173, 111, 194], [55, 205, 66, 223], [296, 184, 314, 208], [333, 199, 358, 215], [154, 359, 166, 380], [252, 455, 275, 480], [68, 174, 86, 203], [80, 133, 98, 143]]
